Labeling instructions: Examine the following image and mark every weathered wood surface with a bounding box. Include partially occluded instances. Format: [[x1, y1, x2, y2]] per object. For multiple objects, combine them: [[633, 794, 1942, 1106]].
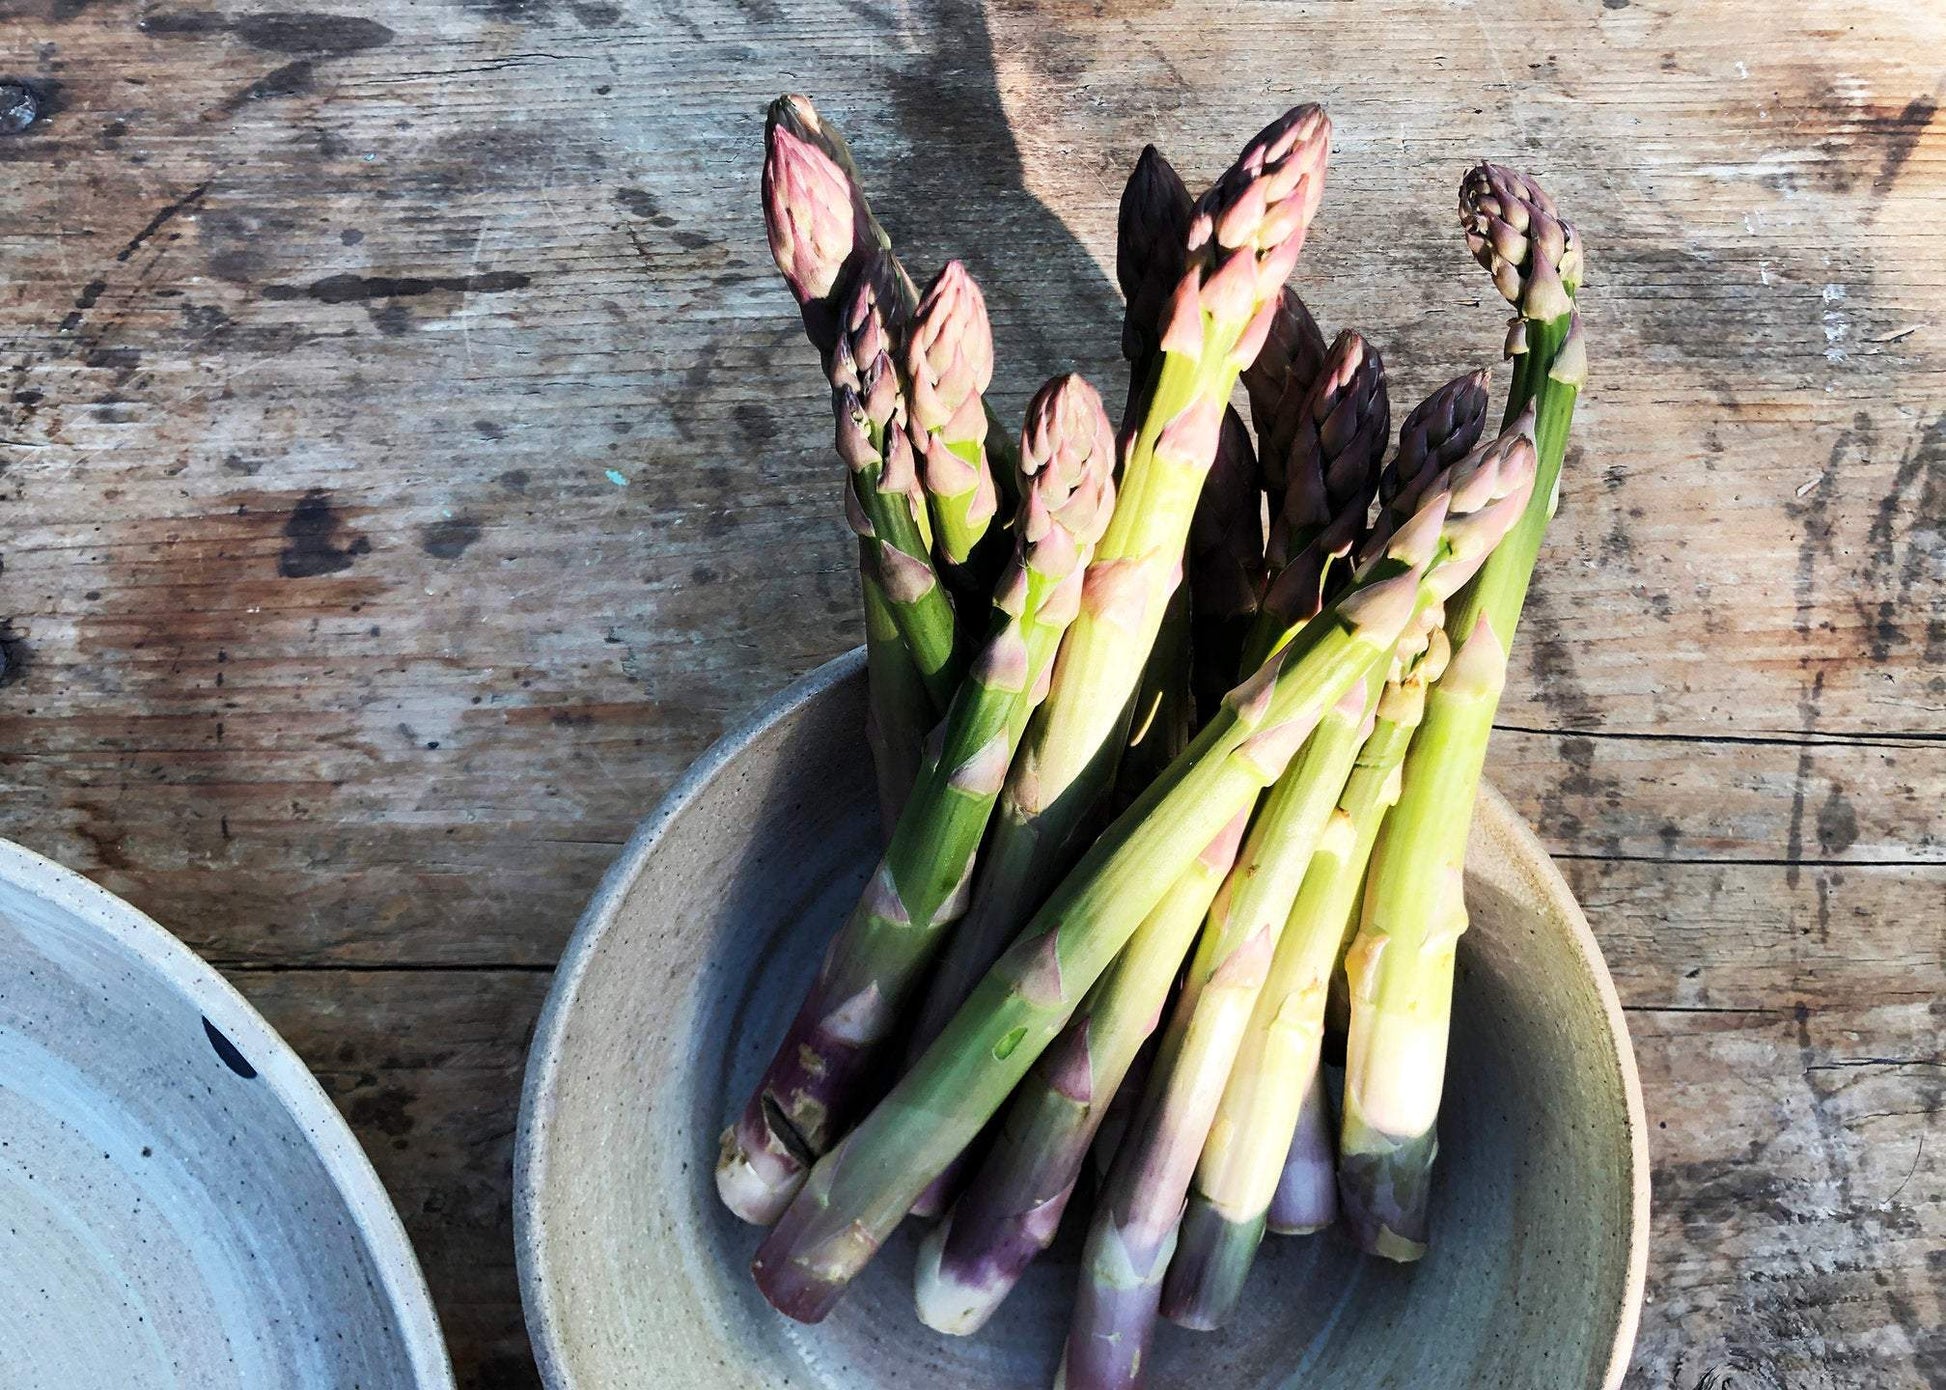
[[1, 0, 1941, 1386]]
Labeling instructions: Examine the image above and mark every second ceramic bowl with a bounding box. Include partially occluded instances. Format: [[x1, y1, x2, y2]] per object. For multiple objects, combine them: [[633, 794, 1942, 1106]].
[[516, 649, 1649, 1389], [0, 838, 452, 1390]]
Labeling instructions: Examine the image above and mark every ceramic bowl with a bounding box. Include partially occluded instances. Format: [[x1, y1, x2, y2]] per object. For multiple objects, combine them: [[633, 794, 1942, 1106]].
[[516, 649, 1649, 1389], [0, 838, 453, 1389]]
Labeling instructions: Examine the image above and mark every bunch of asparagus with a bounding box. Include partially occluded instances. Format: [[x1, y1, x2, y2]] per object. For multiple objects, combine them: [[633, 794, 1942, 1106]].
[[718, 94, 1584, 1387]]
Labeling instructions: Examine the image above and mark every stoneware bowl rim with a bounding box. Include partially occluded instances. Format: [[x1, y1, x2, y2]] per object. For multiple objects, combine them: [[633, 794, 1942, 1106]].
[[0, 834, 456, 1388], [515, 647, 1652, 1389]]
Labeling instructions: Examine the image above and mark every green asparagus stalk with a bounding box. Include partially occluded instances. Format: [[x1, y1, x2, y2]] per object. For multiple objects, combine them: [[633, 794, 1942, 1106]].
[[1339, 164, 1583, 1259], [718, 375, 1117, 1225], [911, 810, 1251, 1335], [751, 415, 1536, 1323], [1054, 419, 1537, 1390], [910, 106, 1336, 1079], [1244, 329, 1390, 670], [859, 548, 930, 834], [1187, 406, 1268, 722], [907, 261, 1007, 605], [1240, 287, 1329, 496], [832, 262, 965, 711], [1162, 630, 1448, 1328]]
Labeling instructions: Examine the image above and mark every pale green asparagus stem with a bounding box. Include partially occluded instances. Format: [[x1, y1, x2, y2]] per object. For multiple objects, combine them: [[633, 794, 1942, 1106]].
[[914, 106, 1335, 1069], [718, 375, 1116, 1225], [1339, 162, 1585, 1258], [1163, 631, 1447, 1328]]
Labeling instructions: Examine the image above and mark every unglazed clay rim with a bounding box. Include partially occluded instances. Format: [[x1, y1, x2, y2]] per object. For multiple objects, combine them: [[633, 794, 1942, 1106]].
[[515, 647, 1651, 1389], [0, 836, 456, 1389]]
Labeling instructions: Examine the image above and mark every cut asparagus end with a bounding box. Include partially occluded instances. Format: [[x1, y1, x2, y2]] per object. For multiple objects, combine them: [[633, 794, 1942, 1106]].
[[1266, 1065, 1340, 1234], [1336, 1117, 1437, 1262], [1159, 1195, 1265, 1331], [715, 1121, 803, 1226], [912, 1213, 994, 1336], [1062, 1217, 1173, 1390]]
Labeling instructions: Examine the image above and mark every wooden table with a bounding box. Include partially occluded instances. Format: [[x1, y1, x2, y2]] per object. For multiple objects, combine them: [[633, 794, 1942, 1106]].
[[2, 1, 1940, 1385]]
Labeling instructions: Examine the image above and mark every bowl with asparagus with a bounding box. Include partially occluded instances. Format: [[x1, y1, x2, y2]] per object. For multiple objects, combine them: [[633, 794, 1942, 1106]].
[[516, 98, 1649, 1390]]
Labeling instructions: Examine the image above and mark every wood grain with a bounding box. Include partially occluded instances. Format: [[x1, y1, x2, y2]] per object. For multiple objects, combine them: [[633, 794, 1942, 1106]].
[[0, 0, 1940, 1385]]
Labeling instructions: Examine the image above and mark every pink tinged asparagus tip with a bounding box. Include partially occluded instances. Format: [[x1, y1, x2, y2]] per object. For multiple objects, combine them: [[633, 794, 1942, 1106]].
[[1459, 162, 1583, 322], [762, 119, 857, 308]]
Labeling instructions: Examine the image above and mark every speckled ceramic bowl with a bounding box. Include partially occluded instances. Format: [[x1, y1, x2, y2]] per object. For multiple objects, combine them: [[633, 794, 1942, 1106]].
[[516, 649, 1649, 1390], [0, 839, 453, 1390]]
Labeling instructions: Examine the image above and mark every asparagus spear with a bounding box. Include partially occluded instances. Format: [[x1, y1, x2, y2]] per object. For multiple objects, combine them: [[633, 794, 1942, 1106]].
[[751, 417, 1535, 1322], [911, 106, 1336, 1079], [1187, 406, 1268, 722], [1339, 165, 1584, 1260], [764, 98, 937, 816], [1065, 672, 1378, 1378], [1244, 329, 1390, 670], [832, 262, 965, 711], [907, 261, 1007, 605], [911, 811, 1250, 1335], [1240, 287, 1330, 496], [763, 95, 891, 360], [1162, 629, 1449, 1329], [1115, 144, 1196, 420], [718, 375, 1118, 1225]]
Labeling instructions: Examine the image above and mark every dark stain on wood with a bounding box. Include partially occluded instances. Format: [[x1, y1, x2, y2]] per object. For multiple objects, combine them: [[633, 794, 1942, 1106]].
[[278, 490, 372, 577], [117, 181, 211, 263], [141, 10, 396, 55], [223, 59, 317, 112], [263, 270, 532, 304], [421, 516, 484, 560]]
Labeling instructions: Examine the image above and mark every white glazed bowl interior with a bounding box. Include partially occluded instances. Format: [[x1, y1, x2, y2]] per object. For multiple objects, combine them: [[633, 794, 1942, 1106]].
[[0, 839, 452, 1390], [518, 651, 1647, 1389]]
